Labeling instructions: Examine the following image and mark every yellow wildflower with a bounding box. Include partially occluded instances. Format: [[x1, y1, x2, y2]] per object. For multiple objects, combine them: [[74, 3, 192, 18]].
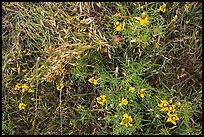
[[128, 86, 135, 93], [121, 113, 133, 127], [167, 104, 176, 113], [121, 98, 128, 105], [18, 103, 26, 111], [138, 88, 145, 98], [114, 21, 122, 31], [97, 95, 106, 106], [88, 77, 98, 85], [167, 112, 179, 125], [22, 84, 29, 92], [58, 68, 64, 75], [158, 100, 169, 111], [75, 54, 81, 59], [137, 12, 148, 26], [57, 83, 64, 91], [28, 88, 34, 93], [159, 4, 167, 13], [14, 83, 21, 91]]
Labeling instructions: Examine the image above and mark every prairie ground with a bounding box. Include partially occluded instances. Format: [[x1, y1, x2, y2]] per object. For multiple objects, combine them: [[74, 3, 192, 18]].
[[2, 2, 202, 135]]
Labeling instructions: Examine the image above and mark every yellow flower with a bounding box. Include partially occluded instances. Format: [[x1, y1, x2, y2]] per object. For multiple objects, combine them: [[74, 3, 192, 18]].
[[158, 100, 169, 111], [167, 112, 179, 125], [14, 83, 21, 91], [128, 86, 135, 93], [18, 103, 26, 111], [21, 84, 29, 92], [88, 77, 98, 85], [97, 95, 106, 106], [137, 12, 148, 26], [121, 113, 133, 127], [121, 98, 128, 105], [138, 88, 145, 98], [75, 54, 81, 59], [167, 104, 176, 113], [93, 79, 98, 85], [159, 4, 167, 13], [57, 83, 64, 91], [58, 68, 64, 75], [28, 88, 34, 93], [114, 21, 122, 31]]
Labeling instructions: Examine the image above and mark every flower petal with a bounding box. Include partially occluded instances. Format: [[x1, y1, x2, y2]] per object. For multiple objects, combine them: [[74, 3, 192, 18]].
[[161, 107, 168, 111], [167, 117, 171, 122], [140, 94, 144, 98], [116, 26, 121, 31], [171, 120, 177, 125], [123, 113, 128, 117]]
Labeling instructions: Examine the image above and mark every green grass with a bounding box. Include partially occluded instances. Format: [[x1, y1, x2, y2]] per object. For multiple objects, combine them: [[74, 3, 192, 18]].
[[2, 2, 202, 135]]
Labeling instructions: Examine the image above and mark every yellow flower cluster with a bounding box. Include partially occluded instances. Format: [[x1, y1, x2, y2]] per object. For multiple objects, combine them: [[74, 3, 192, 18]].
[[117, 86, 146, 127], [113, 4, 167, 30], [14, 83, 34, 93], [158, 100, 179, 125]]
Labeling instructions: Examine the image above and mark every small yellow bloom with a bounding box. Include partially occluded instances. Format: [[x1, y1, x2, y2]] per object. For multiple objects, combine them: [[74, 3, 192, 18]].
[[22, 84, 29, 89], [60, 83, 64, 87], [18, 103, 26, 110], [128, 86, 135, 93], [88, 77, 98, 85], [93, 79, 98, 85], [167, 104, 176, 113], [158, 100, 169, 111], [138, 88, 145, 98], [114, 21, 122, 31], [97, 95, 106, 106], [28, 88, 34, 93], [75, 54, 81, 59], [121, 113, 133, 127], [137, 12, 148, 26], [58, 68, 64, 75], [159, 4, 167, 13], [14, 83, 21, 91], [22, 84, 29, 92], [167, 112, 179, 125], [121, 98, 128, 105], [57, 83, 64, 91]]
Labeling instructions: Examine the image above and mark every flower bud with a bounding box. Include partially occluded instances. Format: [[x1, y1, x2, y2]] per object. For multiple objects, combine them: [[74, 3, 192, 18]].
[[162, 4, 166, 9], [141, 12, 146, 18]]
